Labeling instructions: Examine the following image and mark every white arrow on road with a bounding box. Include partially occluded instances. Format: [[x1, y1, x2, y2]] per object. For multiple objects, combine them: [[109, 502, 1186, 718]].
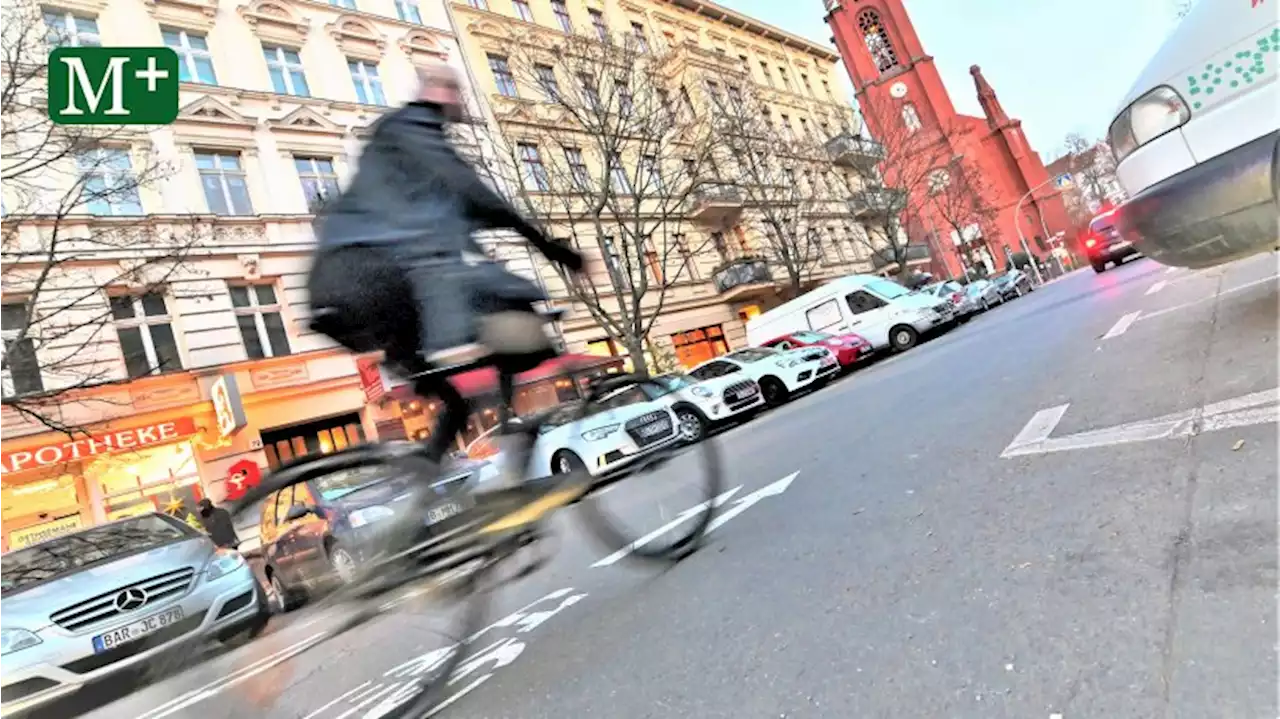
[[706, 471, 798, 534], [591, 485, 742, 568], [1001, 388, 1278, 458]]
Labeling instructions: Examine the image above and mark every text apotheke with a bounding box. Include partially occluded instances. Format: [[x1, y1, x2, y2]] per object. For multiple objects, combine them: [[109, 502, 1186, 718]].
[[1, 417, 199, 474]]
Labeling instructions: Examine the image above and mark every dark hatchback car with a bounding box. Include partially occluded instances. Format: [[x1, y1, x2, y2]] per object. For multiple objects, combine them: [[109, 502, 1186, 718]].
[[1085, 207, 1141, 273], [257, 451, 488, 612]]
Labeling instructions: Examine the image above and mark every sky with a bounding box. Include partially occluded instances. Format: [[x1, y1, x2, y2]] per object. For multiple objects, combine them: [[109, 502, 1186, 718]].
[[718, 0, 1182, 162]]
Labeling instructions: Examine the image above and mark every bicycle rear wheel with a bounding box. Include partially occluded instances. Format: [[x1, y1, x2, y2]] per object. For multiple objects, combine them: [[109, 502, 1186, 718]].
[[559, 373, 725, 563]]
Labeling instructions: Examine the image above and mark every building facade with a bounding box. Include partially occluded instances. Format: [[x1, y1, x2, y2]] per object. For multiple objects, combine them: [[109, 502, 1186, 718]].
[[824, 0, 1071, 278]]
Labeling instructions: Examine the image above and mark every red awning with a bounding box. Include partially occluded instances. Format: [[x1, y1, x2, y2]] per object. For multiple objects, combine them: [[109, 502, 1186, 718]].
[[384, 354, 623, 402]]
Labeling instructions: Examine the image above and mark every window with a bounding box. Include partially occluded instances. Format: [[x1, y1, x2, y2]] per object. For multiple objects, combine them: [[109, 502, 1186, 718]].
[[489, 55, 518, 97], [630, 22, 648, 52], [644, 248, 663, 283], [581, 74, 601, 110], [512, 0, 533, 22], [656, 88, 673, 120], [759, 61, 773, 86], [348, 59, 387, 105], [466, 0, 487, 8], [674, 234, 696, 278], [518, 143, 550, 191], [798, 116, 811, 138], [779, 114, 794, 140], [857, 9, 900, 73], [902, 102, 922, 133], [601, 236, 630, 290], [395, 0, 423, 23], [263, 46, 309, 96], [2, 303, 42, 396], [589, 9, 608, 41], [822, 79, 833, 100], [563, 147, 591, 189], [777, 67, 792, 90], [801, 74, 813, 96], [295, 156, 339, 212], [608, 152, 631, 194], [617, 79, 633, 114], [195, 152, 253, 216], [534, 64, 559, 99], [110, 293, 182, 378], [674, 326, 730, 370], [727, 85, 743, 108], [330, 0, 356, 7], [43, 11, 101, 47], [229, 284, 291, 359], [162, 28, 217, 84], [845, 290, 887, 315], [550, 0, 572, 32], [639, 155, 661, 191], [805, 299, 843, 332], [704, 80, 722, 108], [679, 86, 695, 115], [78, 148, 143, 216]]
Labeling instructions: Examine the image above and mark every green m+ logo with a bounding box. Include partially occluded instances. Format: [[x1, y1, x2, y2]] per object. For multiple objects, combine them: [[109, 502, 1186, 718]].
[[48, 47, 180, 125]]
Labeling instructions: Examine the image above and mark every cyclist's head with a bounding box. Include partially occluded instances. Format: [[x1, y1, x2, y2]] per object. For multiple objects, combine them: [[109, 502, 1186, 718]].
[[416, 62, 465, 122]]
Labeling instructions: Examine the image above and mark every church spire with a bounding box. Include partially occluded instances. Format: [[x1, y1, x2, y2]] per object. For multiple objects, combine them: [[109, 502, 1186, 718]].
[[969, 65, 1009, 129]]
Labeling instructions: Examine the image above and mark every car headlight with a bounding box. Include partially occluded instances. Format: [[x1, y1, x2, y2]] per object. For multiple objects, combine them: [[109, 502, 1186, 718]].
[[581, 423, 620, 441], [205, 548, 247, 582], [691, 386, 713, 398], [349, 504, 396, 528], [1, 627, 42, 656], [1109, 86, 1190, 164]]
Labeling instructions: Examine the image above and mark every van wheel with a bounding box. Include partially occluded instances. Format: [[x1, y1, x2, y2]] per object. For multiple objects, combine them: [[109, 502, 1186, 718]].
[[889, 325, 919, 352], [1092, 262, 1106, 273], [759, 377, 789, 407]]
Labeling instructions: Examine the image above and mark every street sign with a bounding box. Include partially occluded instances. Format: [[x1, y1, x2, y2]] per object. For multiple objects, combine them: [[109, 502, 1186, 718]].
[[1053, 173, 1074, 190]]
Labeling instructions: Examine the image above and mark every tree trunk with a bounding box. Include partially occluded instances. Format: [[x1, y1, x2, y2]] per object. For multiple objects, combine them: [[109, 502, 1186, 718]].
[[625, 337, 649, 378]]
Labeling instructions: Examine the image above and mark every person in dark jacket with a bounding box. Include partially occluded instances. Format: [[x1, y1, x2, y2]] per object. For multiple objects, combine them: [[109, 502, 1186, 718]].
[[197, 499, 240, 549]]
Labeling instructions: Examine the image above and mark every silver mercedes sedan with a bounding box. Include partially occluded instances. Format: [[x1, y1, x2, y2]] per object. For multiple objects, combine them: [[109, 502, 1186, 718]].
[[1, 512, 267, 714]]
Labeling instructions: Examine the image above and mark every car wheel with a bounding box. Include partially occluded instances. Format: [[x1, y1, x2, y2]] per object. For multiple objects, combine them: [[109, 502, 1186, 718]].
[[1092, 262, 1106, 273], [889, 325, 919, 352], [674, 408, 707, 444], [266, 571, 303, 613], [552, 449, 586, 475], [759, 377, 789, 407], [328, 545, 359, 585]]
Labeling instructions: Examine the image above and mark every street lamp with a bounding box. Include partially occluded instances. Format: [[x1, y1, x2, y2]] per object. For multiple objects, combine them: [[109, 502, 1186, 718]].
[[1012, 173, 1072, 284]]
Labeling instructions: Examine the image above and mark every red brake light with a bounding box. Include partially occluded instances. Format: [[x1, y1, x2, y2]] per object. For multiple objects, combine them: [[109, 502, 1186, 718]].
[[1085, 237, 1098, 248]]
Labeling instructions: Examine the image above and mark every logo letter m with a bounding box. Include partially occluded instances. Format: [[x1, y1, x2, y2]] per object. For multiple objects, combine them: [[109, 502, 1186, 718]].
[[59, 56, 130, 116]]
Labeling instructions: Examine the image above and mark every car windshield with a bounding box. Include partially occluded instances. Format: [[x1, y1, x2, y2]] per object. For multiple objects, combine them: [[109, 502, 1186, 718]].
[[865, 279, 911, 300], [314, 464, 393, 501], [1, 514, 195, 596], [728, 348, 777, 363], [791, 331, 831, 343]]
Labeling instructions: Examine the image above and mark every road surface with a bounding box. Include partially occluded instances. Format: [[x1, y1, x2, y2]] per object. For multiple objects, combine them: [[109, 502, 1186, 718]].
[[45, 254, 1279, 719]]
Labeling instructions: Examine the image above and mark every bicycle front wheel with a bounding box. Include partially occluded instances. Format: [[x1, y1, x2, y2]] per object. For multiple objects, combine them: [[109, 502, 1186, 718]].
[[564, 375, 725, 563]]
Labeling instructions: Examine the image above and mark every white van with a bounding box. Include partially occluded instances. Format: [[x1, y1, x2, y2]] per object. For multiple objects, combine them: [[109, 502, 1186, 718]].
[[1108, 0, 1277, 268], [745, 275, 953, 352]]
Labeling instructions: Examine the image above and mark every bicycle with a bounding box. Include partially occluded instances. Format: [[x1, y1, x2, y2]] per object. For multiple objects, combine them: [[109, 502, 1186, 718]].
[[224, 325, 724, 718]]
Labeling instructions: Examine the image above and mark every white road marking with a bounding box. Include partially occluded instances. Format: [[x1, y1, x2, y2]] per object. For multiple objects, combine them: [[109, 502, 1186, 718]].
[[1164, 266, 1181, 275], [1145, 280, 1167, 295], [1102, 311, 1141, 339], [1138, 273, 1279, 322], [706, 472, 798, 534], [1001, 388, 1279, 458], [591, 485, 742, 568], [303, 682, 373, 719]]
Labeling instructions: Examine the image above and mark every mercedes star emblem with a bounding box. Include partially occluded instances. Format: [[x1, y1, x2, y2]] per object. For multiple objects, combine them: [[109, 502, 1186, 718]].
[[114, 587, 148, 612]]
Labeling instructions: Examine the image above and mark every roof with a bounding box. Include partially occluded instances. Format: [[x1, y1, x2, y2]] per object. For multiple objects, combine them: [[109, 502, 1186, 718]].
[[657, 0, 841, 62]]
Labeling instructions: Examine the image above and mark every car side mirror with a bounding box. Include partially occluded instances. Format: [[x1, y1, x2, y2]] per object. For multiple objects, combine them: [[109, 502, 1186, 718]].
[[285, 504, 314, 522]]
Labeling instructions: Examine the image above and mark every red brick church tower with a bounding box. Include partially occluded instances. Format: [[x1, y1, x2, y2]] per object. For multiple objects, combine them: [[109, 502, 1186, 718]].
[[824, 0, 1069, 278]]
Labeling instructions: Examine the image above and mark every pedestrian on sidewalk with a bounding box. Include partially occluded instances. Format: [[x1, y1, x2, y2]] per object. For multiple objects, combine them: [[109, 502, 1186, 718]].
[[197, 498, 240, 549]]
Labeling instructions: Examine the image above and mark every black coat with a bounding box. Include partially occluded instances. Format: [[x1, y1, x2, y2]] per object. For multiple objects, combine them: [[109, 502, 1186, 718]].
[[313, 102, 581, 353], [199, 507, 240, 549]]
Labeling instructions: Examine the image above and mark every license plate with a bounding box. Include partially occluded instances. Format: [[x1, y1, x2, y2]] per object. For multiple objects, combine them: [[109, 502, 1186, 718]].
[[426, 501, 464, 525], [92, 606, 185, 653], [734, 386, 757, 399], [637, 422, 668, 438]]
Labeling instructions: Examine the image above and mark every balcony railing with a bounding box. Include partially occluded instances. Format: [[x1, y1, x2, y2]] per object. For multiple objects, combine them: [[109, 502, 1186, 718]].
[[847, 187, 906, 217], [689, 183, 745, 227], [871, 243, 932, 270], [712, 257, 773, 297], [824, 133, 885, 168]]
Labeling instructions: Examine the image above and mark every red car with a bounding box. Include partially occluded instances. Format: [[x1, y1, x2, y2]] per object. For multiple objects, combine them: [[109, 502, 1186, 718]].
[[759, 331, 874, 368]]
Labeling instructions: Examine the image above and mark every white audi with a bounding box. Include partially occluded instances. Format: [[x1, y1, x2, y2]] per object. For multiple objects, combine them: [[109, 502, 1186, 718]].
[[689, 346, 838, 407]]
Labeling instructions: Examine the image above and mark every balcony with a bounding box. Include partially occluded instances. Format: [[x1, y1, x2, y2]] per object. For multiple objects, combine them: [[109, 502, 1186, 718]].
[[847, 187, 907, 218], [870, 243, 932, 271], [689, 183, 745, 227], [711, 257, 774, 300], [824, 133, 885, 169], [660, 40, 748, 80]]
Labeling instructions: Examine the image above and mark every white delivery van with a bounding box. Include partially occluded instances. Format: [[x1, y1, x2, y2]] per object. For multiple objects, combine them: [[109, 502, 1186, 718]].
[[745, 275, 954, 352], [1108, 0, 1278, 268]]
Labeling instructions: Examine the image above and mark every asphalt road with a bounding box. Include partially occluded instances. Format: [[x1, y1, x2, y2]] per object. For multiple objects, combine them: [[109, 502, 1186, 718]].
[[56, 254, 1279, 719]]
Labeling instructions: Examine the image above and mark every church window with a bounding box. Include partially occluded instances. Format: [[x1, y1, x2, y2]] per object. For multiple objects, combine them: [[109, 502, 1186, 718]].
[[901, 102, 922, 133], [857, 9, 899, 74]]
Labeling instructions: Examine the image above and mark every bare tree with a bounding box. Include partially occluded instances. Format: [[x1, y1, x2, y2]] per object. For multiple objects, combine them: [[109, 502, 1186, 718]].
[[836, 97, 946, 280], [465, 30, 720, 376], [926, 153, 1003, 278], [1058, 132, 1122, 223], [2, 1, 211, 433]]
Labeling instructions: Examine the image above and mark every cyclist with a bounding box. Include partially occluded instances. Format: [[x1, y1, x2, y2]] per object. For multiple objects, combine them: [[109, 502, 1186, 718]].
[[307, 62, 585, 513]]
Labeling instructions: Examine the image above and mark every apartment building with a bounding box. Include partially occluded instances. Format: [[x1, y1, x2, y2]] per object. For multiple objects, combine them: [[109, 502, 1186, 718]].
[[450, 0, 882, 369]]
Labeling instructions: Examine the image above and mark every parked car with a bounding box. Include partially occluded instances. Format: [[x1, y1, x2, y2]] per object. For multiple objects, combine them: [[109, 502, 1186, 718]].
[[746, 274, 954, 353], [1, 513, 267, 714], [257, 454, 486, 611], [645, 372, 763, 443], [965, 279, 1003, 310], [1108, 1, 1277, 269], [1085, 206, 1142, 272], [758, 330, 875, 369], [918, 281, 978, 320], [992, 270, 1034, 300], [690, 346, 837, 407]]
